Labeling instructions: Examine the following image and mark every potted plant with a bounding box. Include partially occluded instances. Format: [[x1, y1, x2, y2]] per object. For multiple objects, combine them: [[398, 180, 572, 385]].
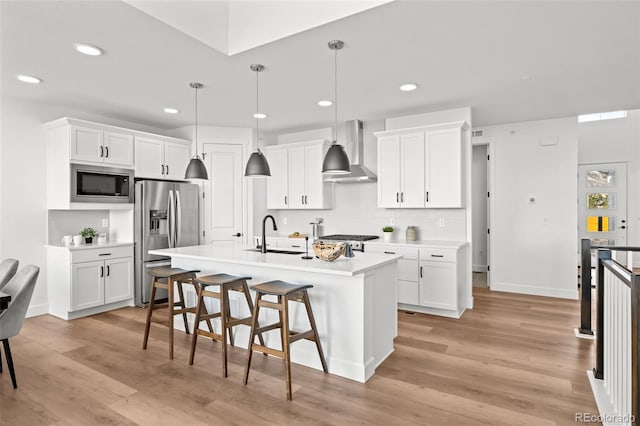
[[382, 226, 394, 242], [80, 227, 97, 244]]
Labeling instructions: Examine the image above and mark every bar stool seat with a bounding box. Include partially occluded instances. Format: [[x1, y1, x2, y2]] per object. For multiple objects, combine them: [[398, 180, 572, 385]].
[[243, 280, 327, 401], [189, 273, 265, 377], [142, 266, 199, 360]]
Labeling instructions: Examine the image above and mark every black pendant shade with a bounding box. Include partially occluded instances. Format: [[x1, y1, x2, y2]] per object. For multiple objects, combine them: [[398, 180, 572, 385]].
[[322, 143, 351, 174], [244, 149, 271, 177], [185, 156, 208, 179]]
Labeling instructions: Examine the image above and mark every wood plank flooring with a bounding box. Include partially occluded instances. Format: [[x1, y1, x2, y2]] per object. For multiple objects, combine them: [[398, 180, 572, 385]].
[[0, 288, 598, 425]]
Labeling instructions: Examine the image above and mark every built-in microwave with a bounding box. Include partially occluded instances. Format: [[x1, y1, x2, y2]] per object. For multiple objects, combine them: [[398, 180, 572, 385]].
[[70, 164, 134, 203]]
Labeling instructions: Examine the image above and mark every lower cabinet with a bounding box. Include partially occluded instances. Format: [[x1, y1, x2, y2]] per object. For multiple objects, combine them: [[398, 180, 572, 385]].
[[419, 256, 457, 310]]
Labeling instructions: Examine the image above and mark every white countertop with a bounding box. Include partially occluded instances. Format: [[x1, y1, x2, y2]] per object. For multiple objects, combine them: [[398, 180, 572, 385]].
[[366, 239, 468, 249], [149, 243, 401, 277], [46, 241, 134, 251]]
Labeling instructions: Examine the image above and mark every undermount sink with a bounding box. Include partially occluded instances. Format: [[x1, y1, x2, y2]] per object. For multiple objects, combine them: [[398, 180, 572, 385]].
[[245, 248, 304, 255]]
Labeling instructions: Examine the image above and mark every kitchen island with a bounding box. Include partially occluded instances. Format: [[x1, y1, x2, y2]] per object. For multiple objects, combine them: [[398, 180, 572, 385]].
[[149, 243, 401, 383]]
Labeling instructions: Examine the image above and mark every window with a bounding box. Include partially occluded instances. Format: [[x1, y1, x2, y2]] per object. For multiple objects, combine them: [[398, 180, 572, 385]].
[[578, 110, 627, 123]]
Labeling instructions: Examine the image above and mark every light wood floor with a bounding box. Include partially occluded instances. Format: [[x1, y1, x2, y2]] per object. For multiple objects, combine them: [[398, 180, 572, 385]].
[[0, 288, 597, 425]]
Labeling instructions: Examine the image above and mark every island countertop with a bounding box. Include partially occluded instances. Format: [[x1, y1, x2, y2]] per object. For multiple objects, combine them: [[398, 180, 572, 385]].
[[149, 243, 401, 277]]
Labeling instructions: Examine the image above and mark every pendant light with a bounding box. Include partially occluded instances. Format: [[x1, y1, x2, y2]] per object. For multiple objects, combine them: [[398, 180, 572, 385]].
[[184, 82, 209, 180], [322, 40, 351, 175], [244, 64, 271, 177]]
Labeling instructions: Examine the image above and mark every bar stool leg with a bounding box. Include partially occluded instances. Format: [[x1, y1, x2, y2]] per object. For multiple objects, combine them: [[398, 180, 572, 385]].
[[176, 279, 190, 334], [225, 287, 235, 347], [189, 284, 205, 365], [280, 295, 293, 401], [243, 293, 261, 385], [241, 282, 267, 350], [220, 285, 229, 377], [168, 275, 175, 360], [142, 276, 158, 350], [303, 290, 328, 373]]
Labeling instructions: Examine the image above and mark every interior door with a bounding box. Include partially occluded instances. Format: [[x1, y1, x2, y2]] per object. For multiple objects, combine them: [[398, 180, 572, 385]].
[[578, 162, 628, 255], [203, 143, 244, 243]]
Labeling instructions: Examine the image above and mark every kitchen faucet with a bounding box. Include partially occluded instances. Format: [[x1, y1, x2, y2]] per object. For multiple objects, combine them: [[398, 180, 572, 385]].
[[261, 215, 278, 254]]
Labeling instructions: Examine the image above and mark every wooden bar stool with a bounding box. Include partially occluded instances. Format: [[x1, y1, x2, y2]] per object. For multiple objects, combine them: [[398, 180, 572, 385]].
[[142, 266, 199, 359], [189, 274, 265, 377], [243, 280, 328, 401]]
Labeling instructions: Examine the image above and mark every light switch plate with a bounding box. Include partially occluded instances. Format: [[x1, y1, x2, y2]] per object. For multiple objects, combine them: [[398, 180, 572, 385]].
[[101, 218, 109, 227], [439, 218, 445, 227]]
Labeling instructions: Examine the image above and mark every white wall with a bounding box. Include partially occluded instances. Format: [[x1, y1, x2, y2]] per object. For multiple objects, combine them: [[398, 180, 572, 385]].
[[472, 145, 488, 270], [483, 117, 578, 299], [0, 96, 168, 314]]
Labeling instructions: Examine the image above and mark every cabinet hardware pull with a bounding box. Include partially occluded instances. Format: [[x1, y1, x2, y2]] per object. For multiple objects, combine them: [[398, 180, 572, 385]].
[[285, 196, 288, 205], [105, 146, 109, 158], [291, 245, 301, 248], [384, 251, 396, 254], [98, 253, 112, 256], [106, 265, 110, 276], [161, 164, 165, 175], [100, 266, 104, 277], [302, 195, 304, 205], [396, 192, 399, 203], [401, 192, 404, 203], [426, 191, 429, 202], [100, 146, 104, 157], [420, 266, 423, 278], [431, 254, 444, 258], [165, 165, 169, 175], [232, 233, 242, 237], [304, 195, 308, 205]]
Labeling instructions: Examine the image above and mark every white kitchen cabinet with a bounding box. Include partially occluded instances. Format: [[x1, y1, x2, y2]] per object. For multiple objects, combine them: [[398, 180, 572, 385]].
[[374, 121, 467, 209], [134, 137, 190, 180], [419, 254, 457, 310], [265, 140, 332, 210], [366, 245, 420, 305], [68, 125, 134, 167], [47, 243, 134, 320]]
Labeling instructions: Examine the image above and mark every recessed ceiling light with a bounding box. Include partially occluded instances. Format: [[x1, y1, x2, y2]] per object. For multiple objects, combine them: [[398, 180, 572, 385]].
[[74, 43, 103, 56], [318, 100, 333, 107], [164, 107, 179, 114], [16, 74, 42, 84], [520, 74, 532, 81], [253, 113, 267, 119], [399, 83, 418, 92]]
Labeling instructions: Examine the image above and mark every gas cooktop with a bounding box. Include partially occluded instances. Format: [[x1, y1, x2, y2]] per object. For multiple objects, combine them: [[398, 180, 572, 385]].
[[319, 234, 379, 241]]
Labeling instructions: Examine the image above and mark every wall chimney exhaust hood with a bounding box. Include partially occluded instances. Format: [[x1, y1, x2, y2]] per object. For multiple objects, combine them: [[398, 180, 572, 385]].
[[324, 120, 377, 183]]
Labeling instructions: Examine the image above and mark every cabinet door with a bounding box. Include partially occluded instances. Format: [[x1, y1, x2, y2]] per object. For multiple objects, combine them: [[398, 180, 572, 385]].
[[400, 133, 426, 207], [135, 137, 164, 179], [426, 128, 462, 208], [71, 260, 105, 311], [70, 126, 103, 163], [398, 280, 419, 305], [164, 142, 190, 180], [377, 136, 401, 208], [266, 147, 289, 209], [104, 257, 133, 304], [419, 261, 457, 310], [288, 146, 306, 209], [303, 143, 326, 208], [103, 131, 134, 167]]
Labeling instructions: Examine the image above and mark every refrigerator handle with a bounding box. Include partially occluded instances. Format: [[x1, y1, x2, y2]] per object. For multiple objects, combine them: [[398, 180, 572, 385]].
[[168, 190, 175, 248], [175, 190, 182, 247]]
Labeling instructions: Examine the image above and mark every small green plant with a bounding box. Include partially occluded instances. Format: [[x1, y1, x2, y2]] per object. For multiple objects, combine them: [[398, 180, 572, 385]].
[[80, 227, 97, 238], [382, 226, 394, 232]]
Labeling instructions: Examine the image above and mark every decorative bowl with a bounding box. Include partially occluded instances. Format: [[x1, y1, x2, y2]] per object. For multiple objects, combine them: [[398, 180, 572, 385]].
[[312, 242, 346, 262]]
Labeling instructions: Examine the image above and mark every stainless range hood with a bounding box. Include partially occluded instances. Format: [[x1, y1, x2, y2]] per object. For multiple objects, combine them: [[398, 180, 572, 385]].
[[324, 120, 377, 183]]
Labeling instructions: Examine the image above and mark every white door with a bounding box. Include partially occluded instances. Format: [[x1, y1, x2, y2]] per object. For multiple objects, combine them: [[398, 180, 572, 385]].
[[400, 132, 425, 207], [70, 126, 103, 163], [164, 142, 190, 180], [288, 146, 306, 209], [104, 257, 133, 304], [135, 137, 164, 179], [203, 143, 244, 243], [426, 128, 462, 208], [377, 136, 401, 208], [71, 260, 104, 311], [103, 131, 134, 167], [266, 147, 289, 209], [578, 163, 628, 250]]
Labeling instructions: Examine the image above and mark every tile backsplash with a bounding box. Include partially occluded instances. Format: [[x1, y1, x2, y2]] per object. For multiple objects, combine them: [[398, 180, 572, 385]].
[[48, 210, 110, 243]]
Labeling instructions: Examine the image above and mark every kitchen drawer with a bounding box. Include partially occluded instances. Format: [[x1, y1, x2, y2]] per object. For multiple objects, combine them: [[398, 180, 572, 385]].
[[398, 280, 419, 305], [277, 240, 306, 251], [366, 245, 418, 260], [398, 258, 418, 282], [71, 245, 133, 263], [419, 248, 456, 262]]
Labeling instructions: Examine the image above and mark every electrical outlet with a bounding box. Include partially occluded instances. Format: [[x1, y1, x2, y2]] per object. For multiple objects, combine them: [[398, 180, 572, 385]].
[[439, 218, 445, 227], [283, 217, 288, 225], [390, 218, 395, 226], [101, 218, 109, 227]]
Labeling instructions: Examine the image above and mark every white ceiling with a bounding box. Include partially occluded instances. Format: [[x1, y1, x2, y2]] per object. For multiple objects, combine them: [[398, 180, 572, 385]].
[[2, 1, 639, 134]]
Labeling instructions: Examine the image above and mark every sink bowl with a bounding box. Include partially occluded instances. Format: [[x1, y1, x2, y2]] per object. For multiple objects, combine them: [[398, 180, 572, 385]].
[[244, 248, 305, 255]]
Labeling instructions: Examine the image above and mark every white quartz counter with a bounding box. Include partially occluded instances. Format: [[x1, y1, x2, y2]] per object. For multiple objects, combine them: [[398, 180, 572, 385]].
[[46, 241, 134, 251], [366, 239, 468, 249], [149, 243, 401, 277]]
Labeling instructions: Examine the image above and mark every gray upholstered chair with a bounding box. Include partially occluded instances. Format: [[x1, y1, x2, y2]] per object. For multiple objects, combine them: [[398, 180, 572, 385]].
[[0, 265, 39, 389], [0, 258, 19, 291]]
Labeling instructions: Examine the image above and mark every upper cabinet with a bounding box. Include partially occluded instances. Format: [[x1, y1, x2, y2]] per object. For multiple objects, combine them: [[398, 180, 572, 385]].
[[264, 140, 332, 210], [374, 121, 467, 209], [134, 137, 190, 180], [69, 125, 134, 167]]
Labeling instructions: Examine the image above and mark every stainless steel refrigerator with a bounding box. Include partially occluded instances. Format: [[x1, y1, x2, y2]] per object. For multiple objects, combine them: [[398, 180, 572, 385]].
[[134, 180, 200, 306]]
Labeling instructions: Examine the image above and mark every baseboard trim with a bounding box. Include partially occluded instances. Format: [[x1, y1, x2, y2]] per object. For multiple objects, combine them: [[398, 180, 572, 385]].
[[492, 281, 578, 300], [26, 303, 49, 318], [473, 265, 488, 272]]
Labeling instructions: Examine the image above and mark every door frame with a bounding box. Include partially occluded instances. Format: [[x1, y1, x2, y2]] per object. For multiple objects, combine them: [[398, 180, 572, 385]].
[[201, 138, 252, 246], [471, 136, 495, 289]]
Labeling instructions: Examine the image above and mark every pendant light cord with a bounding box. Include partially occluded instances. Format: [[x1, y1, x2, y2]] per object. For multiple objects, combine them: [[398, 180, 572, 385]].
[[334, 48, 338, 146], [256, 69, 260, 153], [194, 84, 199, 158]]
